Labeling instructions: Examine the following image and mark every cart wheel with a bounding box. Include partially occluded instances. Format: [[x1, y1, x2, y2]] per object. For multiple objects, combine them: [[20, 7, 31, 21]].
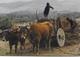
[[57, 28, 65, 47]]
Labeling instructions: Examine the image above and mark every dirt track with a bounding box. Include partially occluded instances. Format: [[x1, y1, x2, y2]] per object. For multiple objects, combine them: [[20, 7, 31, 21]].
[[0, 31, 80, 56]]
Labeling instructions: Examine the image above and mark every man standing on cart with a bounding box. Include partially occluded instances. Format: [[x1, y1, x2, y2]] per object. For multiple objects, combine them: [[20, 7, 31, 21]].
[[43, 2, 54, 19]]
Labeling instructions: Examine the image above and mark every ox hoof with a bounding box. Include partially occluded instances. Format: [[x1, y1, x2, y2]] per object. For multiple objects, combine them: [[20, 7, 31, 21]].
[[36, 52, 40, 55]]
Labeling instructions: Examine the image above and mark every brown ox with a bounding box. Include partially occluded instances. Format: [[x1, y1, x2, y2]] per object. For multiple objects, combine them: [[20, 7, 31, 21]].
[[28, 21, 54, 54]]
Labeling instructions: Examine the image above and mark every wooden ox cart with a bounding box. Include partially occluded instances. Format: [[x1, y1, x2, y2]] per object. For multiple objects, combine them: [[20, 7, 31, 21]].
[[37, 16, 77, 47], [56, 16, 77, 47]]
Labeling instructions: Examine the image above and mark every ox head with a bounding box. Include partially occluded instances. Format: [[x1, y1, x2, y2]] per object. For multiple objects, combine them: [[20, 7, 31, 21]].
[[21, 25, 35, 44], [18, 26, 29, 40]]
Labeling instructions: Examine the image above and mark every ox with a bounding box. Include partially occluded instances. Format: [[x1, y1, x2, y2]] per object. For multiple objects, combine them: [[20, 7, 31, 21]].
[[2, 27, 27, 53], [2, 29, 19, 53], [28, 20, 55, 54], [18, 26, 28, 50]]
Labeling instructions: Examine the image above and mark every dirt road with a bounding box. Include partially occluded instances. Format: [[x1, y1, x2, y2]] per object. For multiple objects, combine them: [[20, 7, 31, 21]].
[[0, 34, 80, 56]]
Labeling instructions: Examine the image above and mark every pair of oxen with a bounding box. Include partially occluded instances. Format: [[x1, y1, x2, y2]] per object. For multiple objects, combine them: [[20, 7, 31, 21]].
[[2, 17, 77, 54], [1, 19, 54, 54]]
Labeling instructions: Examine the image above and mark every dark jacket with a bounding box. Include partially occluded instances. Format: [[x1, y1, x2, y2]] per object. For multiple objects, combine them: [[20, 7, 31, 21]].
[[44, 3, 54, 17]]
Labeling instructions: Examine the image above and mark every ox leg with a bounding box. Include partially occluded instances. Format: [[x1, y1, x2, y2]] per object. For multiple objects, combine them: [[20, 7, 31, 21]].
[[35, 42, 38, 53], [32, 46, 34, 52], [36, 42, 40, 55], [45, 39, 48, 49], [15, 43, 18, 53], [9, 45, 12, 54], [38, 42, 40, 53], [23, 40, 26, 50], [21, 39, 26, 50], [23, 44, 25, 50], [20, 44, 23, 50], [38, 43, 40, 55], [49, 39, 51, 51], [32, 42, 36, 53], [20, 45, 22, 50], [45, 35, 49, 49], [32, 43, 35, 53], [9, 42, 12, 54]]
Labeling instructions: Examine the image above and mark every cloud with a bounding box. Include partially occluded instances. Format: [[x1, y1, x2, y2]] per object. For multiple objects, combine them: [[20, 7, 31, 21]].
[[0, 7, 10, 13], [0, 0, 33, 3], [0, 0, 80, 14], [57, 0, 64, 1]]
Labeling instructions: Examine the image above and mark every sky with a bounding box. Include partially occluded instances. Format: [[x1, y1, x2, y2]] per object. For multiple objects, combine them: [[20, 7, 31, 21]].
[[0, 0, 80, 14], [0, 0, 32, 3]]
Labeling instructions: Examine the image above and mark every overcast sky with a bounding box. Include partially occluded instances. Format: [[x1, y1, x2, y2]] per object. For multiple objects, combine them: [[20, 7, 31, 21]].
[[0, 0, 32, 3], [0, 0, 80, 14]]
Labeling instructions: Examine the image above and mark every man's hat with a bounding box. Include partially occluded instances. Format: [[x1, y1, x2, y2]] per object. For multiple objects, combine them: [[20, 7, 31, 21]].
[[47, 2, 49, 5]]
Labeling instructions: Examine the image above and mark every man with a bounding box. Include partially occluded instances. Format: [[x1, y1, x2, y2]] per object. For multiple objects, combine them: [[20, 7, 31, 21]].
[[43, 2, 54, 18]]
